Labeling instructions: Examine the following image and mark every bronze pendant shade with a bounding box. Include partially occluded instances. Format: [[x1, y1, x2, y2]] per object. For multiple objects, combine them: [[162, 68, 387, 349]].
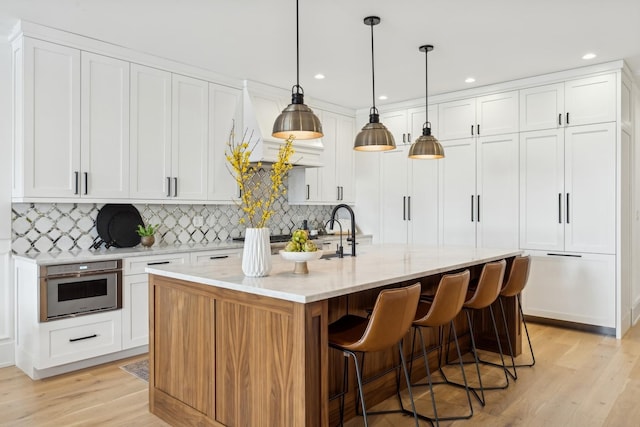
[[408, 44, 445, 159], [354, 16, 396, 152], [272, 0, 323, 140]]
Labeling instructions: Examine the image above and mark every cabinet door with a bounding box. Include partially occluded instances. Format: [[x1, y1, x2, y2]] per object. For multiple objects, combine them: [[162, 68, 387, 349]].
[[319, 111, 338, 202], [408, 158, 439, 246], [380, 147, 409, 243], [564, 123, 616, 254], [519, 83, 564, 132], [438, 98, 475, 141], [130, 64, 172, 199], [476, 91, 519, 136], [519, 129, 564, 251], [476, 133, 519, 248], [22, 38, 80, 198], [408, 105, 438, 141], [122, 274, 149, 349], [439, 138, 476, 246], [209, 83, 242, 202], [564, 74, 616, 126], [380, 109, 408, 145], [336, 114, 355, 203], [172, 74, 209, 200], [80, 52, 130, 198]]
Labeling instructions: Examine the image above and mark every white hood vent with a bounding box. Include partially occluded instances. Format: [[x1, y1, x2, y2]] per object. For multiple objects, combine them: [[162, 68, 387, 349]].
[[243, 81, 323, 167]]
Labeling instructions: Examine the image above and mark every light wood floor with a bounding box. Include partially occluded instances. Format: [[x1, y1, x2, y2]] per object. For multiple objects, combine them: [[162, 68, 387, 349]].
[[2, 322, 640, 426]]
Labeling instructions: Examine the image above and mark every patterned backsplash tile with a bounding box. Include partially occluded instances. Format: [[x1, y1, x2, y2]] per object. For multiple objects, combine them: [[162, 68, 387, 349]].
[[12, 200, 333, 255]]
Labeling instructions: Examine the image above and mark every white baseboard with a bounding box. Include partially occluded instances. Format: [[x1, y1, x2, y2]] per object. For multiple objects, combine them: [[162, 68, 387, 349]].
[[0, 339, 15, 368]]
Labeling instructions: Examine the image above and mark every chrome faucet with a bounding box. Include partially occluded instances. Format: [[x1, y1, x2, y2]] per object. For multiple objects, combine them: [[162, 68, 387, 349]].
[[329, 204, 356, 257]]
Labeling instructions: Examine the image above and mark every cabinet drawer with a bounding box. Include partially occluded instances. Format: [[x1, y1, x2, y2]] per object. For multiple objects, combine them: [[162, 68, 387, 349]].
[[190, 249, 241, 265], [43, 312, 122, 368], [124, 253, 189, 275]]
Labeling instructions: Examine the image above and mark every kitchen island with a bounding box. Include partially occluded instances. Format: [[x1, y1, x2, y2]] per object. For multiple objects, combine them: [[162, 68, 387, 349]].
[[146, 244, 521, 426]]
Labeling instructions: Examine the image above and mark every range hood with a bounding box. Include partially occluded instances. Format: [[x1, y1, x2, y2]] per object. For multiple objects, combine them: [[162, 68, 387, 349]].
[[243, 81, 323, 167]]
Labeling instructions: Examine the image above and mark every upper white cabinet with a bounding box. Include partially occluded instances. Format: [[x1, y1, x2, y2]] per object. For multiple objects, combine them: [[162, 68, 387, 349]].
[[12, 38, 131, 200], [519, 123, 616, 254], [438, 91, 519, 140], [130, 66, 209, 200], [13, 38, 80, 199], [81, 52, 130, 198], [208, 83, 242, 203], [519, 73, 616, 132]]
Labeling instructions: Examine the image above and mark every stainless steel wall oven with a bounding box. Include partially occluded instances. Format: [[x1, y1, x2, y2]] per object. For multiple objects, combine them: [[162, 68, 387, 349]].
[[39, 260, 122, 321]]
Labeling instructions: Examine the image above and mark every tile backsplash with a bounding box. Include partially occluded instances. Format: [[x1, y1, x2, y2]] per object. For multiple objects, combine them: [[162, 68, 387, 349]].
[[12, 201, 332, 255]]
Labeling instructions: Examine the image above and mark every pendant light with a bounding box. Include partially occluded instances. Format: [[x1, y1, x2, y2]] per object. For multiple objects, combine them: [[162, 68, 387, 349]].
[[272, 0, 323, 140], [353, 16, 396, 152], [408, 45, 445, 159]]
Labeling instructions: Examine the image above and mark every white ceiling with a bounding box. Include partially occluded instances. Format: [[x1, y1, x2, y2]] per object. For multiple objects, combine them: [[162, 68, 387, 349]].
[[1, 0, 639, 110]]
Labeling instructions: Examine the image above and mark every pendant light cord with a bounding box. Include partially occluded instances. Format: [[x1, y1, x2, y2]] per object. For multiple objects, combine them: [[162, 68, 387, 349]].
[[424, 49, 428, 123], [370, 21, 377, 113], [296, 0, 300, 92]]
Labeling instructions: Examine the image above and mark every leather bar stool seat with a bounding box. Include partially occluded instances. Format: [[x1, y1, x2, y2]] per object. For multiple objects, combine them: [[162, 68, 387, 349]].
[[328, 282, 422, 427]]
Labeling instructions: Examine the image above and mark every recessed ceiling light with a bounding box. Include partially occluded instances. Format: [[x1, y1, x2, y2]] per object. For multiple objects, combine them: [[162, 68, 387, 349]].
[[314, 73, 325, 79], [582, 53, 596, 60], [465, 77, 476, 83], [378, 95, 388, 100]]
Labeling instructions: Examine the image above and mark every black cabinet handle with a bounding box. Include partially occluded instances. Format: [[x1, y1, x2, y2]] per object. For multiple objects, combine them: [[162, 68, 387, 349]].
[[306, 184, 310, 200], [84, 172, 88, 195], [558, 193, 562, 223], [403, 196, 406, 221], [173, 177, 178, 197], [471, 125, 474, 136], [558, 113, 562, 126], [477, 124, 480, 135], [547, 253, 582, 258], [566, 112, 570, 125], [566, 193, 570, 223], [402, 133, 406, 143], [209, 255, 229, 260], [337, 187, 340, 201], [167, 177, 171, 197], [407, 196, 411, 221], [74, 171, 79, 195], [69, 334, 97, 342], [407, 133, 411, 143], [477, 194, 480, 222], [147, 261, 170, 266], [471, 195, 475, 221]]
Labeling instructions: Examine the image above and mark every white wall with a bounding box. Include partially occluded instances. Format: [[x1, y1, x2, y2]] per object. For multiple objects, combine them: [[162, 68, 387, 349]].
[[633, 76, 640, 325], [0, 39, 14, 367]]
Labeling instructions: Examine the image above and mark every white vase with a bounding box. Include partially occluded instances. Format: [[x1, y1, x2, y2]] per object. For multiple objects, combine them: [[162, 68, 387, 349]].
[[241, 227, 272, 277]]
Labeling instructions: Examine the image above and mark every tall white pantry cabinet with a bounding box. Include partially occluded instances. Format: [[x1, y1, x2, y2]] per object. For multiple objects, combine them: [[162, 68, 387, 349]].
[[355, 62, 635, 338]]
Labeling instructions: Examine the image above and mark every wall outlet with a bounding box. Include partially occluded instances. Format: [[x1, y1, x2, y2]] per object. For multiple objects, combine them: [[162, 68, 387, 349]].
[[193, 216, 204, 227]]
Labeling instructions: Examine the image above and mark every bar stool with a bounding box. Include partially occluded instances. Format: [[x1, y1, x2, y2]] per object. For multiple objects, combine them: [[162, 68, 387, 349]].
[[444, 259, 509, 406], [408, 270, 474, 426], [328, 283, 421, 427]]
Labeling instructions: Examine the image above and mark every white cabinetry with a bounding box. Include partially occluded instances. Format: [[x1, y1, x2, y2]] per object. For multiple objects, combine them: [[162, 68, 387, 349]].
[[519, 73, 616, 131], [13, 38, 80, 199], [519, 123, 616, 254], [130, 65, 209, 200], [122, 253, 189, 349]]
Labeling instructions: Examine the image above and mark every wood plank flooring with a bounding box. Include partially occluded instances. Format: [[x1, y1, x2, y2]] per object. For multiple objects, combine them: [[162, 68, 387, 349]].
[[2, 322, 640, 426]]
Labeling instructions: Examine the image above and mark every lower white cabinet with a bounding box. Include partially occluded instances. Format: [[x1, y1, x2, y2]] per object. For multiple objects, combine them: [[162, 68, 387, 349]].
[[522, 251, 615, 328], [190, 248, 241, 265]]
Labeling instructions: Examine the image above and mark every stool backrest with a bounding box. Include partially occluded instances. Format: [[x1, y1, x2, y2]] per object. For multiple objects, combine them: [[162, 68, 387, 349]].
[[500, 255, 531, 297], [464, 259, 506, 310], [348, 283, 421, 353], [414, 270, 470, 327]]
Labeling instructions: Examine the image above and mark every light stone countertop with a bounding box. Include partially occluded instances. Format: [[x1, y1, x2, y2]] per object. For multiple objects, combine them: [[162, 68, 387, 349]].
[[146, 244, 522, 303]]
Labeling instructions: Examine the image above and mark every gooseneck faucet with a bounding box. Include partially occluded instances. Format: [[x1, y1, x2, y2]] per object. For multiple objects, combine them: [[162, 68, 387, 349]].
[[329, 204, 356, 257]]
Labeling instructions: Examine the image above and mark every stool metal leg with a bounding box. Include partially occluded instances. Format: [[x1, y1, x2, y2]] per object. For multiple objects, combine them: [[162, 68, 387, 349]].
[[398, 340, 420, 427], [517, 294, 536, 367], [345, 349, 369, 427]]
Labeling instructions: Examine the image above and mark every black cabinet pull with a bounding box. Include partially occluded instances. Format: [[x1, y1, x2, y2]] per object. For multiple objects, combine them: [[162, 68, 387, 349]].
[[402, 133, 406, 143], [306, 184, 310, 200], [566, 112, 570, 125], [209, 255, 229, 260], [173, 177, 178, 197], [547, 253, 582, 258], [477, 194, 480, 222], [74, 171, 79, 195], [558, 113, 562, 126], [477, 124, 480, 135], [407, 133, 411, 143], [403, 196, 406, 220], [471, 125, 474, 136], [84, 172, 88, 195], [407, 196, 411, 221], [471, 195, 475, 221], [566, 193, 570, 223], [167, 177, 171, 197], [558, 193, 562, 223], [69, 334, 97, 342], [147, 261, 170, 266]]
